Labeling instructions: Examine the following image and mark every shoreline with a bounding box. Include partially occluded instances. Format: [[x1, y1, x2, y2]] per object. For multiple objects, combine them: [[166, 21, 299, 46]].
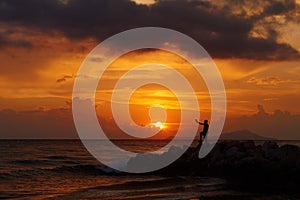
[[1, 140, 300, 199]]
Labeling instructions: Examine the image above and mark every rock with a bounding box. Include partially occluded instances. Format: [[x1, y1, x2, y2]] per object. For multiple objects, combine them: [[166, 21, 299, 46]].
[[127, 140, 300, 187], [280, 144, 300, 154], [225, 146, 239, 157], [262, 141, 279, 159], [262, 141, 278, 151], [278, 144, 300, 167], [266, 148, 282, 161], [296, 158, 300, 170], [220, 141, 241, 151], [235, 156, 266, 172], [209, 143, 224, 164], [247, 149, 264, 159], [242, 140, 256, 150]]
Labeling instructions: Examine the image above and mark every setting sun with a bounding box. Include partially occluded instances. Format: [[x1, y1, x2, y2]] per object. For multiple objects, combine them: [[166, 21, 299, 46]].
[[154, 121, 165, 130]]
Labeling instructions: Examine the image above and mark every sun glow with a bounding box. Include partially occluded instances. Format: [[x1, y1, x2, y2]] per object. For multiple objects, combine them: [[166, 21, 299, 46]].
[[154, 121, 165, 130]]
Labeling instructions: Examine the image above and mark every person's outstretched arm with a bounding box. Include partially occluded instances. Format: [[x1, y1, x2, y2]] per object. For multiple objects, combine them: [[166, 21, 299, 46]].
[[195, 119, 204, 125]]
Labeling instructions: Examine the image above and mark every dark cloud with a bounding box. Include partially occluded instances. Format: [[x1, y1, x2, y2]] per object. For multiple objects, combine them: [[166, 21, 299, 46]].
[[246, 76, 298, 85], [0, 32, 32, 48], [0, 108, 77, 139], [223, 105, 300, 140], [56, 75, 73, 83], [247, 76, 282, 86], [263, 0, 296, 16], [0, 0, 299, 60]]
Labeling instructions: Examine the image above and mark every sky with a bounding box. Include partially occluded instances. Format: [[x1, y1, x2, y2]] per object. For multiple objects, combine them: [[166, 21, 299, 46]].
[[0, 0, 300, 139]]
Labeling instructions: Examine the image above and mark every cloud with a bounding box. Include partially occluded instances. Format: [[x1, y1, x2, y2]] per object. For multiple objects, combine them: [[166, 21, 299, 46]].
[[0, 108, 77, 139], [0, 0, 299, 60], [223, 104, 300, 140], [246, 76, 298, 85], [263, 0, 296, 16], [0, 106, 151, 139], [1, 104, 299, 139], [247, 76, 282, 85], [56, 75, 73, 83], [0, 31, 32, 48]]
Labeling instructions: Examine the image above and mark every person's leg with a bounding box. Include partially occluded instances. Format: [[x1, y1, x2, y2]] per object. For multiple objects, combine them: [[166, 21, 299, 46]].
[[203, 132, 207, 142], [200, 132, 203, 142]]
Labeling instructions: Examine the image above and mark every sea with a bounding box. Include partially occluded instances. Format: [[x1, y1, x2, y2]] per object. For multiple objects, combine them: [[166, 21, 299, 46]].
[[0, 140, 299, 199]]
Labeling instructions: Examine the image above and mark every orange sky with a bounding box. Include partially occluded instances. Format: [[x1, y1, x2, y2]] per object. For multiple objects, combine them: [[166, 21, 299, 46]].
[[0, 0, 299, 139], [1, 36, 299, 114]]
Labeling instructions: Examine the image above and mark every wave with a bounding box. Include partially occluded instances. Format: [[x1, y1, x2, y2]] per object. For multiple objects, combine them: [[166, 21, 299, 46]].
[[54, 176, 228, 200], [8, 157, 83, 167], [0, 164, 121, 180], [10, 159, 49, 165], [50, 164, 121, 175], [44, 155, 70, 160]]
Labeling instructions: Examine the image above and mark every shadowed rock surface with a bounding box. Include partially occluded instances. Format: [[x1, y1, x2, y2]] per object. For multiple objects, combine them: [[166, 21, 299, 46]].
[[127, 140, 300, 192]]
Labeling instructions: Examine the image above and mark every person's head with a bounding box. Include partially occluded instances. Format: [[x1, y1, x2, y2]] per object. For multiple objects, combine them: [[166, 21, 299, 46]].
[[204, 120, 208, 124]]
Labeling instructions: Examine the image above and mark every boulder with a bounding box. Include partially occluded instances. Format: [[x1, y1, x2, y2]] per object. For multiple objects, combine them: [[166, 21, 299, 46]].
[[262, 141, 278, 151], [225, 146, 239, 157]]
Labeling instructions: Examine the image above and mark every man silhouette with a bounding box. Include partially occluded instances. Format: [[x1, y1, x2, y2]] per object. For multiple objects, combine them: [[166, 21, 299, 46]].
[[195, 119, 209, 142]]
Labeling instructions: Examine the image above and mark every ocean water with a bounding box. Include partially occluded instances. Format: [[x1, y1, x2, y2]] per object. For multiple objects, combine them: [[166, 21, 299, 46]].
[[0, 140, 299, 199]]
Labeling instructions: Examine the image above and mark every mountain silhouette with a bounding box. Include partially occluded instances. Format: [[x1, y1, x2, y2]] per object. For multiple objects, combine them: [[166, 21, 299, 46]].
[[220, 129, 276, 140]]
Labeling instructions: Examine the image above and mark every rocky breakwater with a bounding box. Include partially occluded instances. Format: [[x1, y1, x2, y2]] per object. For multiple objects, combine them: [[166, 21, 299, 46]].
[[127, 140, 300, 191], [198, 141, 300, 188]]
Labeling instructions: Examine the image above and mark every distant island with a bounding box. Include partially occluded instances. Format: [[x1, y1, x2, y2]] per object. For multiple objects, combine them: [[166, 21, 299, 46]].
[[220, 129, 276, 140]]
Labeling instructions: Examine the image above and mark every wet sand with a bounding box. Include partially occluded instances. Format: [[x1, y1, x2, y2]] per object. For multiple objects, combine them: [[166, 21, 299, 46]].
[[49, 176, 300, 200]]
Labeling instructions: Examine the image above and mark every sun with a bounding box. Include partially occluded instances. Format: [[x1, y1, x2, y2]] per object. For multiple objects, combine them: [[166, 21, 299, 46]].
[[154, 121, 165, 130]]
